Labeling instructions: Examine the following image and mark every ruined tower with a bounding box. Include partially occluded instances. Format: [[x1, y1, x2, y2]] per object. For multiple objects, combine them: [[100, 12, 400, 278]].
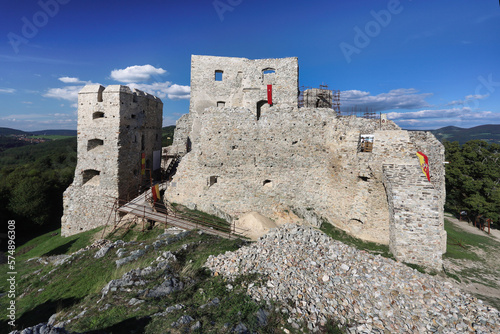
[[61, 85, 163, 236]]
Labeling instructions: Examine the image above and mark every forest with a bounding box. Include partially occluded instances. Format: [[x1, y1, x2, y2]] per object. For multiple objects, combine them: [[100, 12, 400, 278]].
[[444, 140, 500, 224]]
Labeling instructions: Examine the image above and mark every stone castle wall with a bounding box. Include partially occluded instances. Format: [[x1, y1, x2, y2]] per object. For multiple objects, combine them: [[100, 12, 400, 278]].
[[61, 85, 162, 236], [190, 55, 298, 113], [166, 104, 446, 269], [383, 164, 444, 270]]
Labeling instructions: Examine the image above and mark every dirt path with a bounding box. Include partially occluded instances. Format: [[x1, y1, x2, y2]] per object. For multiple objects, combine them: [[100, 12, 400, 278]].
[[444, 214, 500, 241]]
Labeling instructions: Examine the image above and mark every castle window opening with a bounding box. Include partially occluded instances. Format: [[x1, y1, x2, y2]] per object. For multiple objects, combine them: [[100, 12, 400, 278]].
[[141, 134, 145, 151], [359, 135, 374, 153], [93, 111, 105, 119], [256, 100, 267, 121], [208, 175, 218, 187], [215, 70, 223, 81], [263, 179, 272, 187], [217, 101, 226, 108], [82, 169, 100, 185], [131, 114, 136, 119], [263, 68, 276, 75], [87, 138, 104, 151]]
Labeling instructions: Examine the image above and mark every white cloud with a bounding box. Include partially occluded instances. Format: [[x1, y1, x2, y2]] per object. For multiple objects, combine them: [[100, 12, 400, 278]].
[[0, 88, 16, 94], [44, 85, 83, 101], [341, 88, 431, 111], [58, 76, 89, 84], [0, 112, 76, 129], [387, 107, 500, 129], [447, 93, 489, 106], [387, 107, 468, 120], [128, 81, 190, 100], [110, 65, 167, 83]]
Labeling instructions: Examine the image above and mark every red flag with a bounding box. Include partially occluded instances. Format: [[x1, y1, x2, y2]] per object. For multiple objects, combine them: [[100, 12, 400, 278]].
[[416, 151, 431, 182], [267, 85, 272, 105]]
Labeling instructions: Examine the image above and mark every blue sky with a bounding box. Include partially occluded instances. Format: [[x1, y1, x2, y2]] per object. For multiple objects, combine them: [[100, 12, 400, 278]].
[[0, 0, 499, 131]]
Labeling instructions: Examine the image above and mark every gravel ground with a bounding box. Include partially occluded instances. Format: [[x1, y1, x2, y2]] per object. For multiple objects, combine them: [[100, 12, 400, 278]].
[[206, 224, 500, 333]]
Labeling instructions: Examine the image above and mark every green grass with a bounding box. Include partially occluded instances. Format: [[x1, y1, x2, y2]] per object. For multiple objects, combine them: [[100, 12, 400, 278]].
[[0, 227, 101, 333], [2, 212, 349, 333], [320, 221, 393, 259], [30, 135, 74, 140], [1, 224, 306, 334], [443, 219, 495, 261], [442, 218, 500, 309], [171, 203, 232, 232]]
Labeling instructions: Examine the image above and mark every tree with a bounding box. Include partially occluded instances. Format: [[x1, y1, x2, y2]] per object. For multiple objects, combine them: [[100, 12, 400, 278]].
[[444, 140, 500, 224]]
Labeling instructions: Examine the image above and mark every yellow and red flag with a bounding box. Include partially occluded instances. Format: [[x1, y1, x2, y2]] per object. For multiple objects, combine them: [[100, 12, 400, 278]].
[[151, 184, 160, 202], [416, 151, 431, 181]]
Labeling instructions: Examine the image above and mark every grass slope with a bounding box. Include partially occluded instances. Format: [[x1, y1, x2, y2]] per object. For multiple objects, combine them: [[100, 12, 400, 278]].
[[1, 219, 330, 334]]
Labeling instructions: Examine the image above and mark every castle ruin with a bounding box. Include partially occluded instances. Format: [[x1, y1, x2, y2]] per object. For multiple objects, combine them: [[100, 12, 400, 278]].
[[167, 55, 447, 270], [61, 55, 446, 271], [61, 85, 163, 236]]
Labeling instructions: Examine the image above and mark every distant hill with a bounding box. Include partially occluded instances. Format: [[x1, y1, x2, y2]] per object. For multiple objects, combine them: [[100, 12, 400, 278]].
[[162, 125, 176, 146], [429, 124, 500, 144], [0, 127, 77, 136], [0, 127, 26, 135]]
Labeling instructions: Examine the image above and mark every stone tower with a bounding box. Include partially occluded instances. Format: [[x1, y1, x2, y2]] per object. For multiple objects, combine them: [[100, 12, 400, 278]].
[[61, 85, 163, 236]]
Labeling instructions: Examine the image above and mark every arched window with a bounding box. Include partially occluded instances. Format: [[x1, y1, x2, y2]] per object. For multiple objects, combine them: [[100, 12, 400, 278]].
[[217, 101, 226, 107], [93, 111, 105, 119], [87, 138, 104, 151], [263, 68, 276, 75], [82, 169, 100, 185]]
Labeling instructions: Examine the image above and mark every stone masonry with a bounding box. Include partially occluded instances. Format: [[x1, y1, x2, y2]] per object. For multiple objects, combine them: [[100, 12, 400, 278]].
[[61, 85, 162, 236], [167, 55, 446, 270]]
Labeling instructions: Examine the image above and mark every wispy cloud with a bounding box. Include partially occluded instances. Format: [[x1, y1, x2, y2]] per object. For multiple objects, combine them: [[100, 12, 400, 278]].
[[476, 12, 500, 24], [341, 88, 431, 111], [0, 88, 16, 94], [58, 77, 90, 84], [110, 65, 167, 83], [388, 106, 500, 129], [1, 112, 76, 129], [447, 93, 489, 106]]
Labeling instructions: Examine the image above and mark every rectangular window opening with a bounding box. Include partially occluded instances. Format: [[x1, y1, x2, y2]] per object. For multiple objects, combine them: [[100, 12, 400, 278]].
[[215, 70, 223, 81]]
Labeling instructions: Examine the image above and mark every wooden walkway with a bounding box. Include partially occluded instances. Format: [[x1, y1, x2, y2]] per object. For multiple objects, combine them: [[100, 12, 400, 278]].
[[115, 184, 246, 240]]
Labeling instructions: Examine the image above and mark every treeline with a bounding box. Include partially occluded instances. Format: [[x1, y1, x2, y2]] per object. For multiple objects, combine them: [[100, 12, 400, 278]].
[[0, 136, 29, 152], [444, 140, 500, 224], [0, 137, 77, 242]]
